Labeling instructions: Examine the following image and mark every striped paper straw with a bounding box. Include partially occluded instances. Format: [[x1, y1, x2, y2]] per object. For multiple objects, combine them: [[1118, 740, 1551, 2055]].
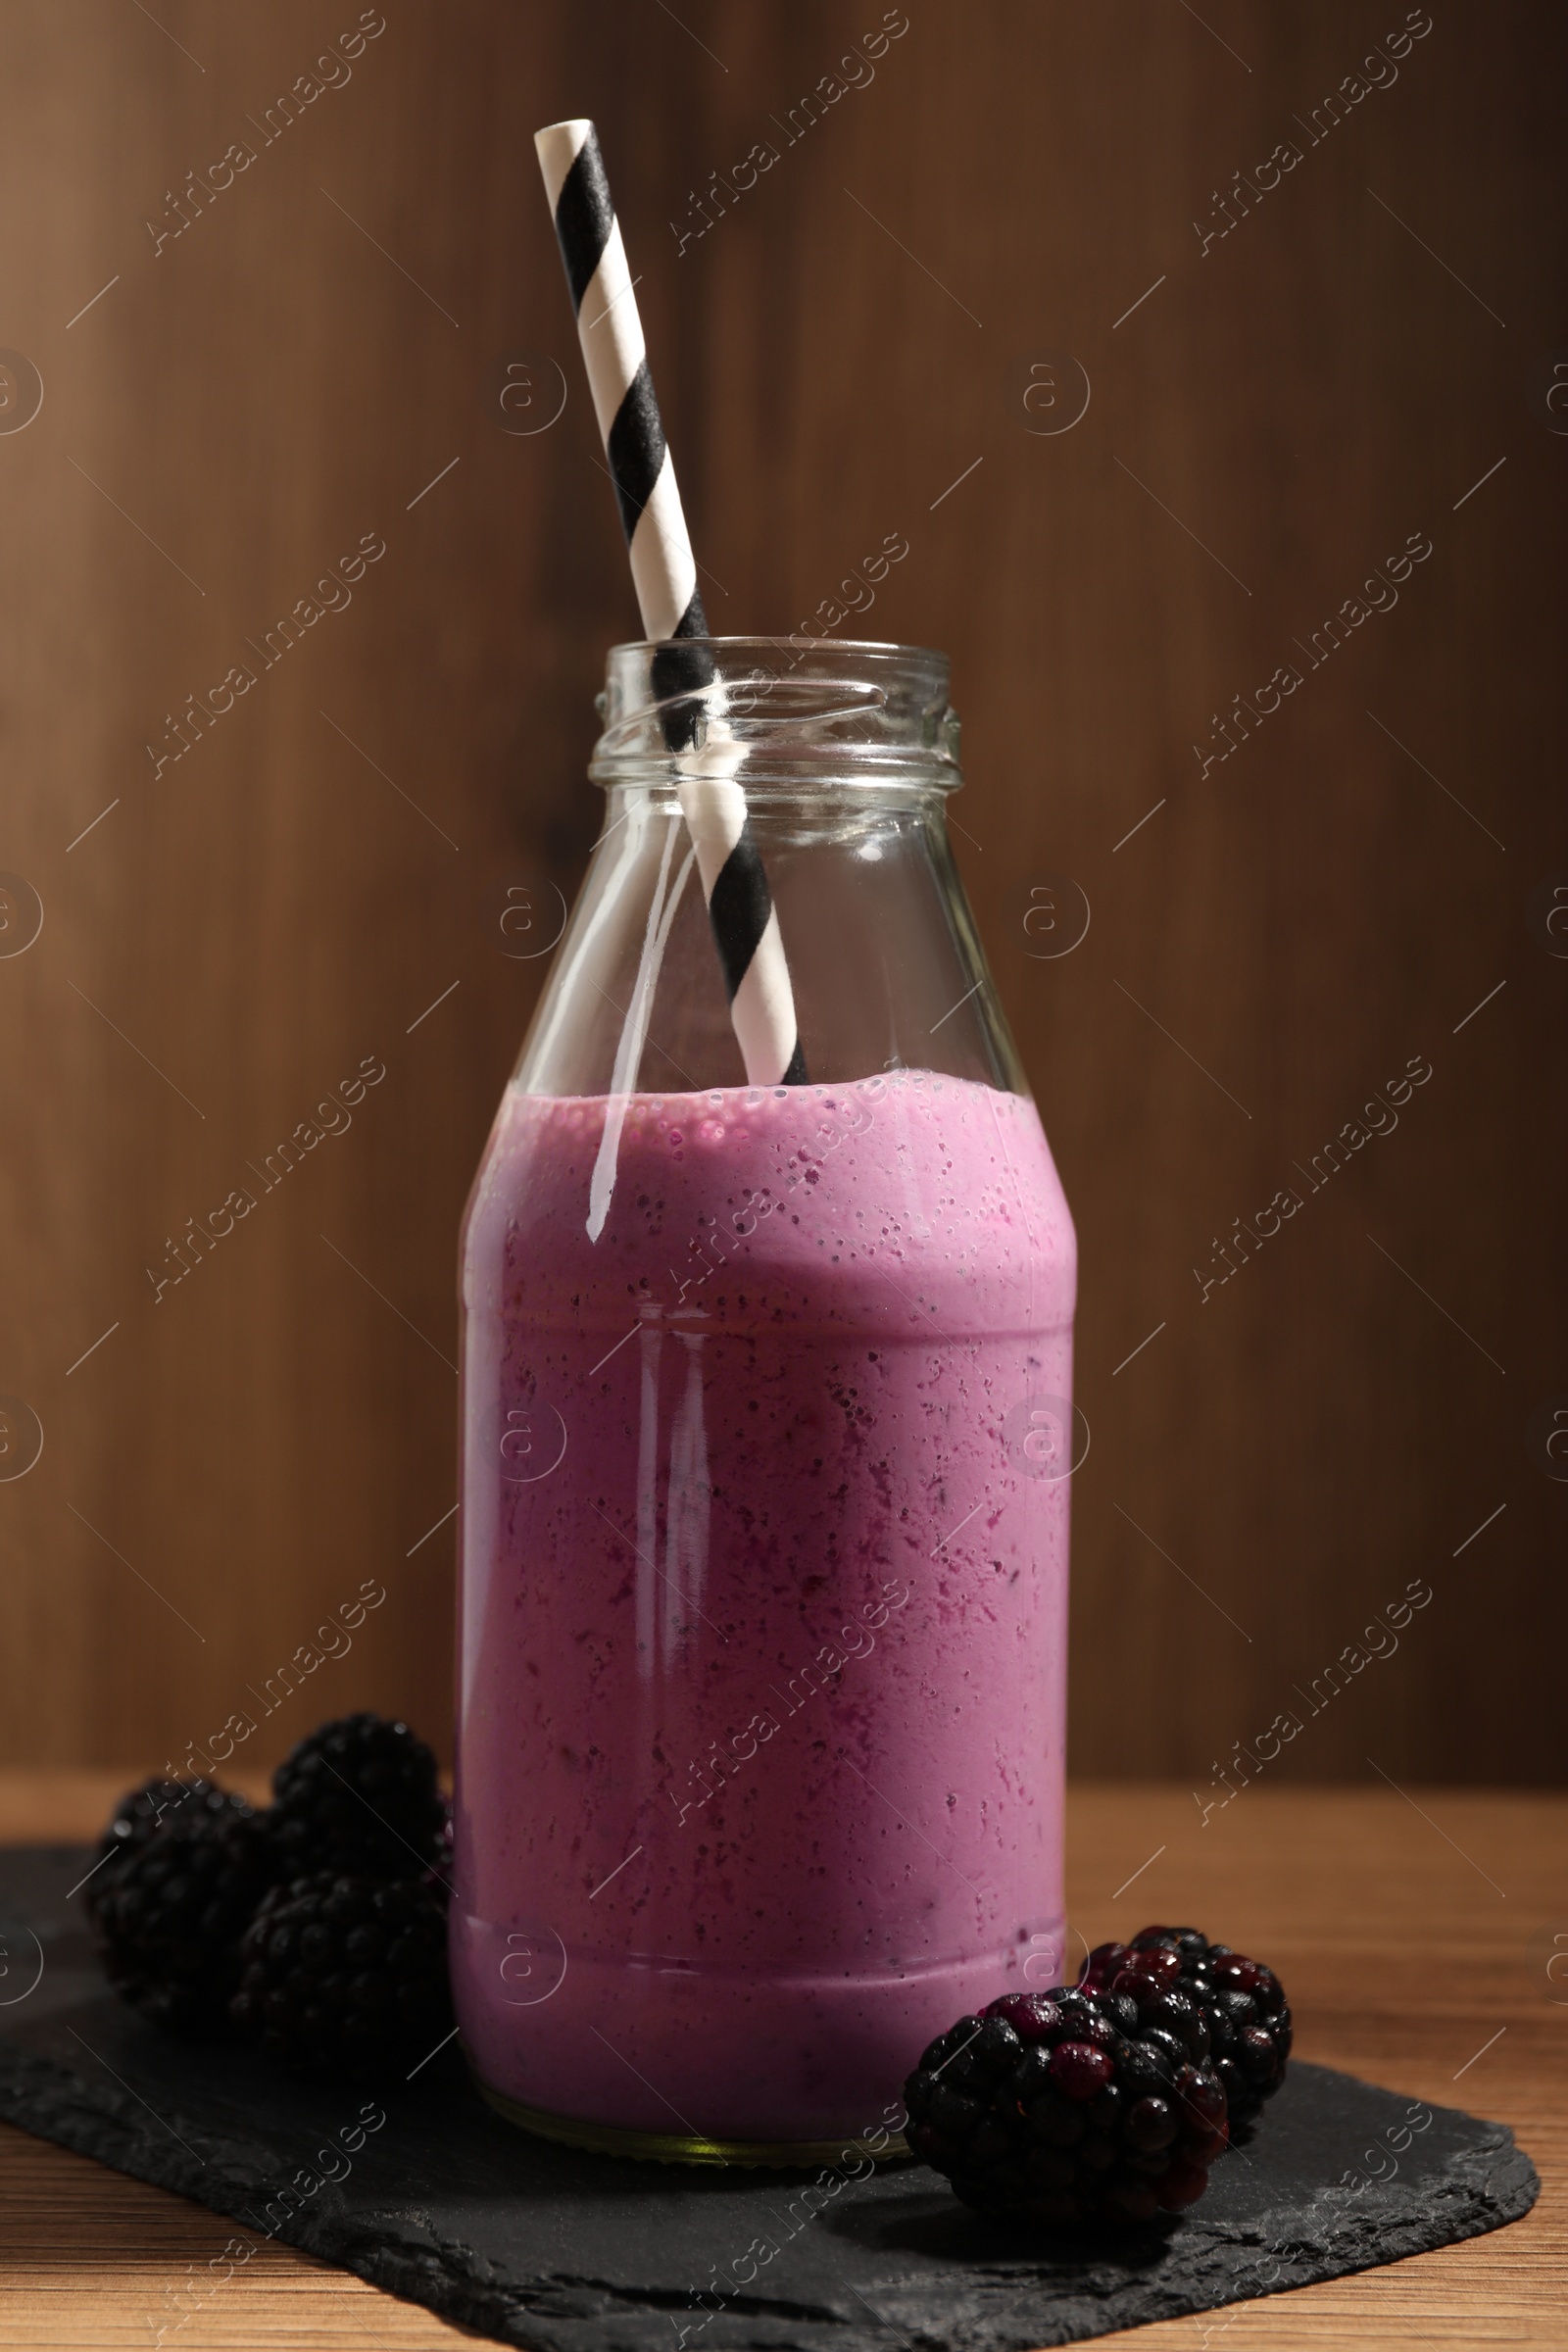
[[534, 117, 806, 1089]]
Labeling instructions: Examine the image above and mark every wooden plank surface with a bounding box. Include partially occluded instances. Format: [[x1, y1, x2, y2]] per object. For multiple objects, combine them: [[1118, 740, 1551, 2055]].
[[0, 1777, 1561, 2348]]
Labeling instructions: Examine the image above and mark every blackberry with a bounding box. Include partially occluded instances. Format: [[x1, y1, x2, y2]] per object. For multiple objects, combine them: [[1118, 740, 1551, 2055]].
[[270, 1713, 445, 1879], [1081, 1926, 1291, 2121], [87, 1777, 254, 1923], [904, 1985, 1229, 2229], [230, 1872, 452, 2076], [93, 1812, 277, 2034]]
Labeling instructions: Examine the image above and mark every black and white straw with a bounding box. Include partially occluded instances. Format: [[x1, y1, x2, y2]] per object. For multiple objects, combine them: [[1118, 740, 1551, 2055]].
[[534, 117, 806, 1088]]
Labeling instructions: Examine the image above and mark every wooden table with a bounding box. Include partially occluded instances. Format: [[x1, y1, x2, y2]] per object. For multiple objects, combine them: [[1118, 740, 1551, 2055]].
[[1, 1776, 1562, 2348]]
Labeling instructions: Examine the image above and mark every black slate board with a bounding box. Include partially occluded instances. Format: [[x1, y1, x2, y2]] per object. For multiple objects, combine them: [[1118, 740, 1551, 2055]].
[[0, 1845, 1537, 2351]]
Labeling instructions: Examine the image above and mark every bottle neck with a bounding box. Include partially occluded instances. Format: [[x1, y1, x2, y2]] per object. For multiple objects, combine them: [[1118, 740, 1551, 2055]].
[[594, 776, 957, 829], [510, 634, 1025, 1102]]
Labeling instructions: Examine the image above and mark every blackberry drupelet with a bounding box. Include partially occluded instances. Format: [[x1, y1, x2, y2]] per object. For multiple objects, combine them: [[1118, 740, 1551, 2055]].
[[904, 1984, 1229, 2229], [92, 1812, 277, 2033], [270, 1712, 446, 1879], [230, 1872, 452, 2076], [1081, 1925, 1291, 2120]]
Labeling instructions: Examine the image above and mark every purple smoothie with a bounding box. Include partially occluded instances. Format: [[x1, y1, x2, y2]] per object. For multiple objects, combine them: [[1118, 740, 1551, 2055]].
[[452, 1068, 1075, 2145]]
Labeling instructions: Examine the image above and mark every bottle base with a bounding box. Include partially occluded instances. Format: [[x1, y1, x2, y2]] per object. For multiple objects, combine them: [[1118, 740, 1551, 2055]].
[[473, 2071, 911, 2171]]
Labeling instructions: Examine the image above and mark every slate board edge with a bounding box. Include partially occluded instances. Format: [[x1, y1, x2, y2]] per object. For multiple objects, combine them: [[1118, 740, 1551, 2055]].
[[0, 2032, 1541, 2352]]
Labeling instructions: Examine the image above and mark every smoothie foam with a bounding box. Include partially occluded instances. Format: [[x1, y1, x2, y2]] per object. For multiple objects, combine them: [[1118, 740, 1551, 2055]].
[[453, 1068, 1075, 2143]]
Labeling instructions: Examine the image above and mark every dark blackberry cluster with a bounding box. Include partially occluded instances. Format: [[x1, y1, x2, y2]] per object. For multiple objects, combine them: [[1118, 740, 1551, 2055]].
[[87, 1777, 255, 1923], [92, 1813, 276, 2033], [905, 1984, 1229, 2230], [1080, 1926, 1291, 2121], [270, 1712, 447, 1878], [231, 1873, 452, 2077], [89, 1716, 451, 2076]]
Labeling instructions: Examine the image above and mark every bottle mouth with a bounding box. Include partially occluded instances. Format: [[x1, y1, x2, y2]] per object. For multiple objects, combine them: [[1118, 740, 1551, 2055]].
[[592, 637, 959, 787]]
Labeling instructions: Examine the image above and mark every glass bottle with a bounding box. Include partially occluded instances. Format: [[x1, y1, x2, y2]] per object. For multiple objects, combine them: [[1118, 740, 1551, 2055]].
[[452, 640, 1077, 2163]]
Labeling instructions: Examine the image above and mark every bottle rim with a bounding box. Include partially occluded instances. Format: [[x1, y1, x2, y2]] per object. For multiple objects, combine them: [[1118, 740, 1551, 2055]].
[[605, 634, 948, 664], [592, 637, 959, 788]]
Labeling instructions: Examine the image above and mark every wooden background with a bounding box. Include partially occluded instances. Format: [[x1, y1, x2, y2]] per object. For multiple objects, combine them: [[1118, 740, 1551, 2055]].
[[0, 0, 1562, 1784]]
